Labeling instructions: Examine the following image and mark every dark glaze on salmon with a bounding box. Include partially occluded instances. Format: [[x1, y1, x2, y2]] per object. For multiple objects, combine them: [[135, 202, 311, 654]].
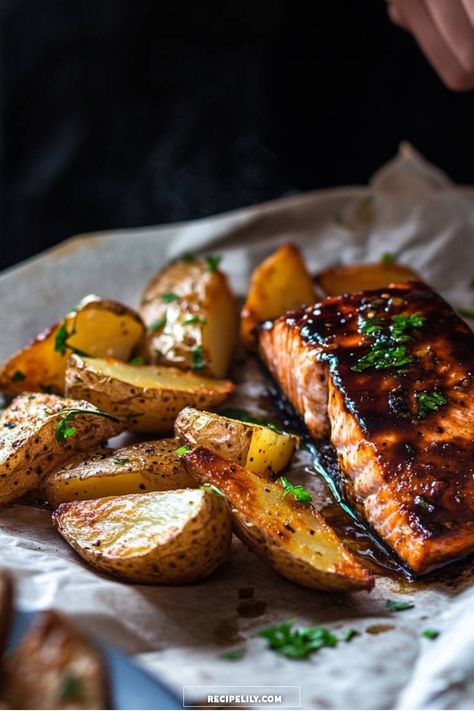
[[259, 282, 474, 573]]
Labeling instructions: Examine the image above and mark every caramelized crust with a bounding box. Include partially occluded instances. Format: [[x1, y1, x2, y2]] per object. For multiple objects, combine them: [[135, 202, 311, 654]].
[[259, 282, 474, 573]]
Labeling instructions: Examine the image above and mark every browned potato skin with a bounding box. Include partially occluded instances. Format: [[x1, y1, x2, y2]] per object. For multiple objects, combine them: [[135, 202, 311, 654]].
[[2, 610, 109, 710], [140, 257, 238, 377], [65, 355, 235, 434], [0, 393, 124, 505], [175, 407, 254, 466], [53, 489, 232, 584], [0, 571, 12, 655], [43, 438, 196, 507], [241, 243, 316, 350], [315, 262, 420, 297], [175, 406, 298, 476], [0, 296, 145, 397], [183, 448, 374, 592]]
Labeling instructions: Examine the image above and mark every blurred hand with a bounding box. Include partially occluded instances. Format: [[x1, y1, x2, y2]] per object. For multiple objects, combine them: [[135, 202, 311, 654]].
[[387, 0, 474, 90]]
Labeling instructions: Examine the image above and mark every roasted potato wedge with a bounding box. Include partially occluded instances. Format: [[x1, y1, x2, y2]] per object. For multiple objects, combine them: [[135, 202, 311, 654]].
[[43, 438, 196, 507], [53, 489, 232, 584], [0, 295, 145, 397], [0, 393, 124, 505], [175, 407, 298, 476], [315, 261, 420, 297], [241, 243, 316, 349], [140, 256, 238, 377], [2, 610, 109, 710], [65, 355, 235, 433], [183, 448, 374, 591]]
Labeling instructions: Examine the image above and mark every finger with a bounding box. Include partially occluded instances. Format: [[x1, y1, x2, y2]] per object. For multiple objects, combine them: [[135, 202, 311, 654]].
[[386, 0, 408, 29], [425, 0, 474, 74], [461, 0, 474, 29], [396, 0, 474, 90]]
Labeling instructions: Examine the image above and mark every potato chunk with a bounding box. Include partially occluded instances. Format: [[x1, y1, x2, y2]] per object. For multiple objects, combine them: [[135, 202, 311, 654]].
[[65, 355, 235, 433], [0, 393, 124, 505], [241, 243, 316, 349], [0, 295, 145, 397], [53, 489, 232, 584], [140, 256, 238, 377], [183, 448, 373, 592], [43, 438, 196, 507], [315, 262, 420, 297], [2, 610, 109, 710], [175, 407, 298, 476]]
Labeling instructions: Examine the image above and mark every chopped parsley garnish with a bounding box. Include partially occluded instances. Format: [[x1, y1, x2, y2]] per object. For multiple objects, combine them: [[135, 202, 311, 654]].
[[343, 628, 358, 642], [219, 650, 245, 661], [390, 312, 426, 340], [155, 349, 164, 361], [205, 255, 222, 272], [415, 390, 447, 419], [183, 315, 206, 326], [181, 252, 195, 262], [60, 675, 82, 699], [175, 445, 190, 456], [55, 408, 119, 443], [54, 316, 91, 357], [459, 307, 474, 319], [385, 599, 414, 612], [54, 321, 72, 356], [11, 370, 26, 382], [191, 345, 206, 370], [381, 252, 396, 264], [149, 315, 167, 332], [414, 495, 434, 512], [219, 408, 285, 435], [278, 476, 312, 504], [128, 356, 145, 366], [422, 628, 439, 640], [161, 292, 179, 304], [258, 621, 338, 659], [113, 457, 130, 465], [360, 318, 384, 337], [201, 483, 226, 498], [353, 311, 425, 373], [352, 342, 414, 372]]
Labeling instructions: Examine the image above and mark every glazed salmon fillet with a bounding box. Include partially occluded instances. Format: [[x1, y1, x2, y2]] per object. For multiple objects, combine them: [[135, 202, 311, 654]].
[[259, 282, 474, 573]]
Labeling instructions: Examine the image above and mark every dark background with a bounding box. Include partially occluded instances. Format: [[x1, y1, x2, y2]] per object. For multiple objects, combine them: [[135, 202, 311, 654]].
[[1, 0, 473, 271]]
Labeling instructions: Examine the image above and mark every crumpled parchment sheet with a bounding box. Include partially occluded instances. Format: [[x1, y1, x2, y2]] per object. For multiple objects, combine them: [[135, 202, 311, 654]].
[[1, 143, 474, 710]]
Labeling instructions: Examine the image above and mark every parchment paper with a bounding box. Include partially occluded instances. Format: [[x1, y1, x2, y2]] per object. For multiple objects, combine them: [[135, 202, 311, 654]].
[[1, 144, 474, 710]]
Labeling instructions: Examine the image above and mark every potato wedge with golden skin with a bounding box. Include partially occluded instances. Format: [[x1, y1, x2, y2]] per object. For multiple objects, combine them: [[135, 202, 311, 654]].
[[43, 438, 196, 506], [183, 448, 374, 592], [0, 295, 145, 397], [175, 407, 298, 476], [241, 243, 316, 350], [65, 355, 235, 434], [2, 610, 109, 710], [53, 489, 232, 584], [140, 257, 238, 377], [0, 393, 124, 505], [315, 262, 420, 297]]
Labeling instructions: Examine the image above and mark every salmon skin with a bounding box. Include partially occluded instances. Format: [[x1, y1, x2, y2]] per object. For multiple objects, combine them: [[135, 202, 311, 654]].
[[259, 282, 474, 573]]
